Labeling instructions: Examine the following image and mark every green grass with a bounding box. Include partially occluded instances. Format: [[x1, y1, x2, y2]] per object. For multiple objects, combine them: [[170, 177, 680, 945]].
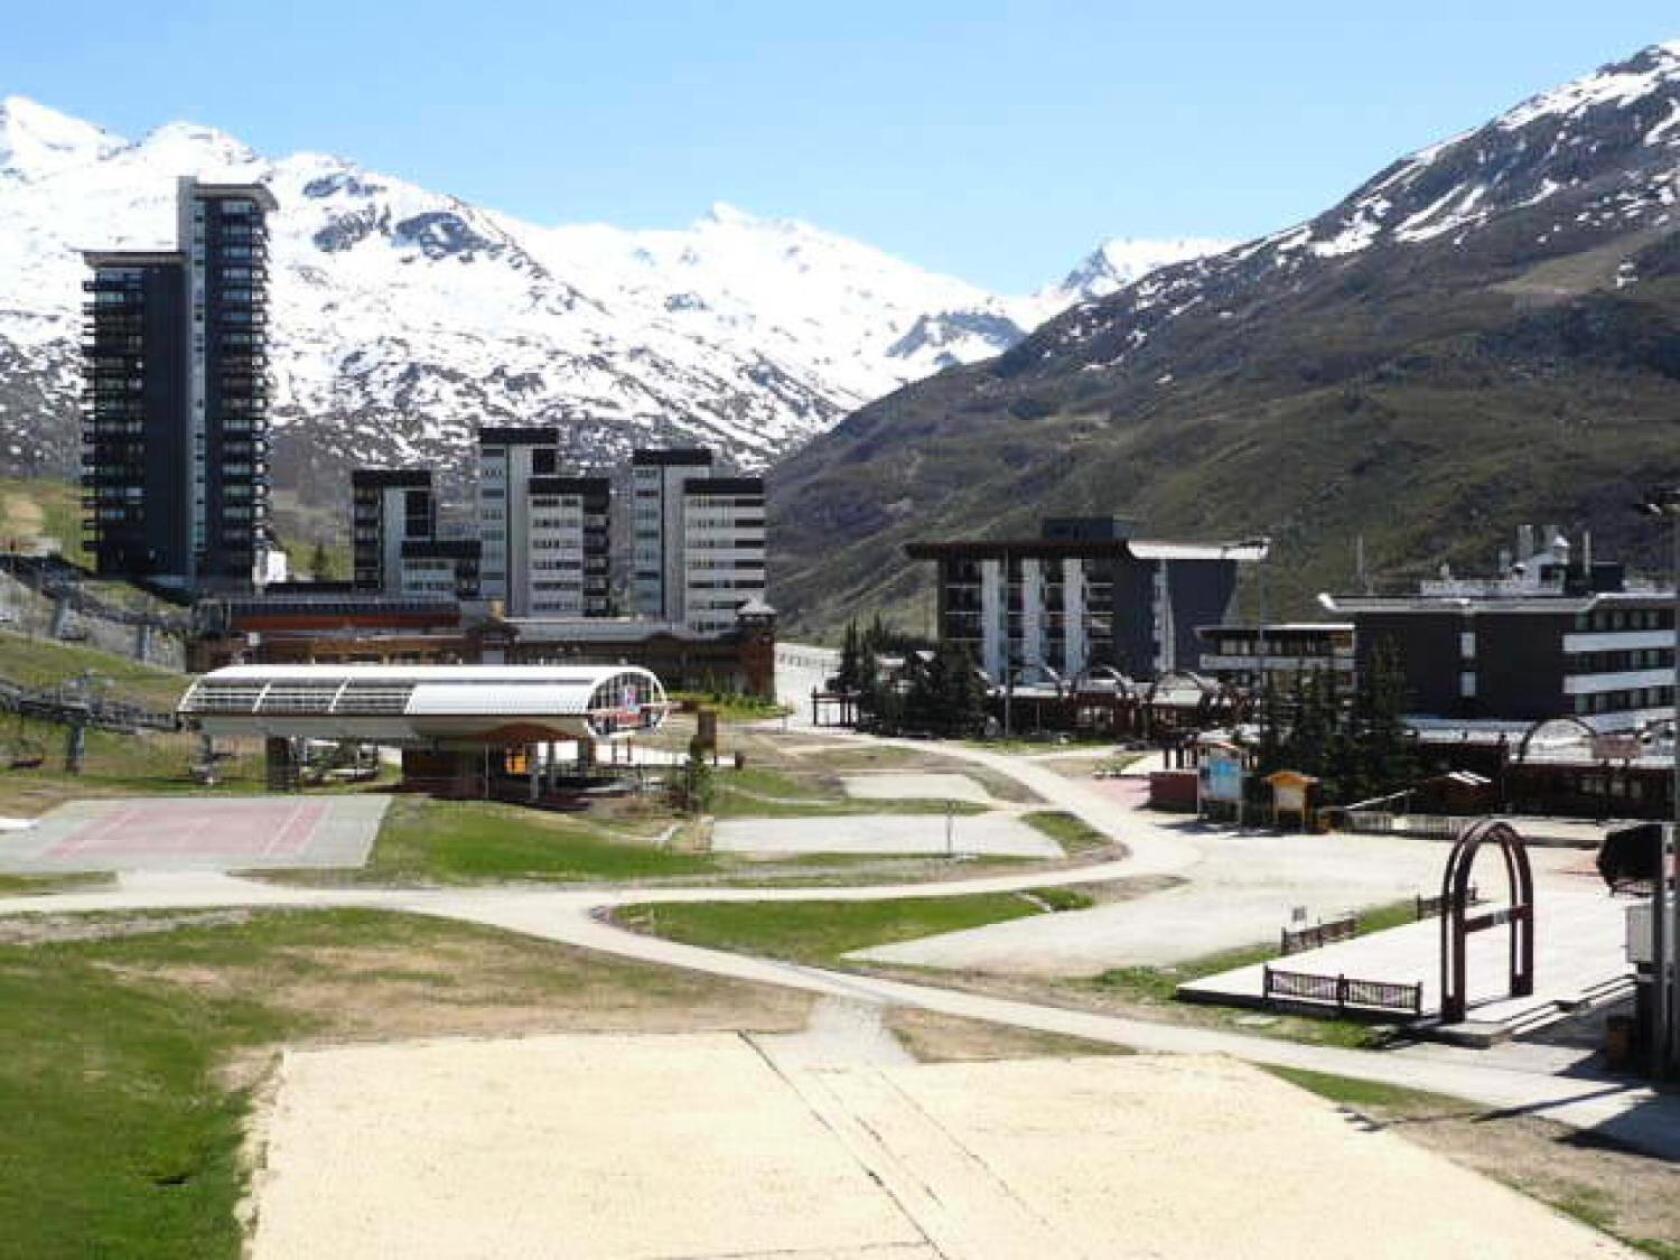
[[1021, 810, 1113, 855], [0, 476, 89, 566], [0, 872, 116, 896], [0, 907, 804, 1258], [0, 725, 270, 817], [670, 691, 792, 721], [616, 892, 1060, 966], [0, 628, 187, 712], [0, 932, 288, 1256], [1265, 1066, 1460, 1112], [353, 796, 717, 884]]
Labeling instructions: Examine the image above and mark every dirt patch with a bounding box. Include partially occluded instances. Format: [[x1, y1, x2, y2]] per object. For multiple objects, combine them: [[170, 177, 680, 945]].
[[1354, 1099, 1680, 1254], [887, 1007, 1134, 1063], [106, 931, 813, 1046], [0, 908, 260, 947], [0, 492, 44, 541]]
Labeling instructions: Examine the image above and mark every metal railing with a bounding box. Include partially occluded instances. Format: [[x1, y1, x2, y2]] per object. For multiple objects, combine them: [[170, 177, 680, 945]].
[[1280, 913, 1358, 956], [1262, 966, 1423, 1017]]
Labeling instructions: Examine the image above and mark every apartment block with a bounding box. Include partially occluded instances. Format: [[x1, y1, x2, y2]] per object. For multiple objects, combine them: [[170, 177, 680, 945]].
[[82, 177, 278, 591], [631, 449, 766, 633], [1322, 527, 1676, 731], [399, 539, 482, 601], [476, 427, 559, 608], [907, 517, 1265, 684], [351, 469, 435, 592], [526, 476, 611, 616]]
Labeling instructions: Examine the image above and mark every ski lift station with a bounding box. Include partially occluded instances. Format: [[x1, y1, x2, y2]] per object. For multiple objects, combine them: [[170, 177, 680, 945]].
[[178, 664, 670, 795]]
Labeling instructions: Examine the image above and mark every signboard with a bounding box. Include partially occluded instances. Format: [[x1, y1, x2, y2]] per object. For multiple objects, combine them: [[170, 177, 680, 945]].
[[1201, 756, 1244, 804]]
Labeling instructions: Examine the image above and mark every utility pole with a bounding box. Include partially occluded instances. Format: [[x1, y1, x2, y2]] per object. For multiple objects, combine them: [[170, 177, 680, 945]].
[[1637, 490, 1680, 1077]]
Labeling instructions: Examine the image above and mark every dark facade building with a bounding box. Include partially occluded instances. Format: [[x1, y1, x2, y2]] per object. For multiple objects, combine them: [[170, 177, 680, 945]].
[[82, 178, 278, 594], [351, 469, 436, 592], [1322, 529, 1674, 731], [907, 517, 1266, 684], [1196, 623, 1357, 692]]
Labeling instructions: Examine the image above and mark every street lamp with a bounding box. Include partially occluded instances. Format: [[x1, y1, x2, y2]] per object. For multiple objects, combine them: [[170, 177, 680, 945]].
[[1636, 488, 1680, 1077], [1231, 537, 1273, 724]]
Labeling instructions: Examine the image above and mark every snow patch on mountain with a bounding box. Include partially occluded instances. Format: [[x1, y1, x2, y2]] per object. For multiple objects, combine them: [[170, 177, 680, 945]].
[[0, 95, 1242, 491]]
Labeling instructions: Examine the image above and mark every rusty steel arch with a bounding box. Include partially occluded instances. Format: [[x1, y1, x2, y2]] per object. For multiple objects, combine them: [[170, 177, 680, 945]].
[[1440, 818, 1535, 1023]]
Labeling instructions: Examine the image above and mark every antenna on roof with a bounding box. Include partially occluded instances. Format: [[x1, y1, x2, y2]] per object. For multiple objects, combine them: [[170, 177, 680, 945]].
[[1355, 534, 1372, 595]]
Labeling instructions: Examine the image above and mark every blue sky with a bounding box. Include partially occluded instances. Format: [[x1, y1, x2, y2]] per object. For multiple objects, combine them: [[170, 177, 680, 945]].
[[6, 3, 1678, 291]]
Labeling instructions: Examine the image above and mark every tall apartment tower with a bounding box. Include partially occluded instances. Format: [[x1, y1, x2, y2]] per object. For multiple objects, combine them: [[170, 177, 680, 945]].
[[351, 469, 436, 592], [527, 476, 611, 616], [631, 448, 767, 634], [475, 427, 559, 608], [81, 177, 278, 592]]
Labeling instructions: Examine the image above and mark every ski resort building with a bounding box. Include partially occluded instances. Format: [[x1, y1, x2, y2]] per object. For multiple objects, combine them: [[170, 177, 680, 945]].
[[631, 448, 767, 634], [1322, 528, 1677, 731], [81, 177, 279, 593], [907, 517, 1267, 684]]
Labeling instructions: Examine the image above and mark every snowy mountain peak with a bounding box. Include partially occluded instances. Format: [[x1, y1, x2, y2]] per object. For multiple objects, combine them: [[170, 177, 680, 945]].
[[0, 95, 123, 180], [1052, 237, 1235, 303], [1495, 39, 1680, 133], [136, 119, 258, 170]]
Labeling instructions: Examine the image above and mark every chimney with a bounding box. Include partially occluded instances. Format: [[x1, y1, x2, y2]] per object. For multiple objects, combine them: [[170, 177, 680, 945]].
[[1583, 530, 1593, 570], [1518, 524, 1534, 559]]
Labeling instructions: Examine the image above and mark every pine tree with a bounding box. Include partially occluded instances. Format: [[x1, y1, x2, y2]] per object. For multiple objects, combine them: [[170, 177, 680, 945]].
[[308, 541, 332, 582], [837, 620, 862, 693]]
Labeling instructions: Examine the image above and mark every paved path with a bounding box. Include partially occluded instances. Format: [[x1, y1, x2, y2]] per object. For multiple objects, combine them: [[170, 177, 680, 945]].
[[1, 717, 1674, 1163]]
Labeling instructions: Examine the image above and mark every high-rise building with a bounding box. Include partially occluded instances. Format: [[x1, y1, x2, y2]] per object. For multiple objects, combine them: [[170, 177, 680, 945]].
[[351, 469, 435, 592], [527, 476, 611, 616], [631, 448, 766, 633], [475, 427, 559, 607], [680, 474, 767, 635], [81, 177, 278, 592]]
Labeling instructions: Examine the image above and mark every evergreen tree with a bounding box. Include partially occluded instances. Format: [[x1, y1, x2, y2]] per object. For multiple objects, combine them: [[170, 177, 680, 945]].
[[837, 620, 862, 693], [1354, 638, 1417, 800], [308, 541, 332, 582]]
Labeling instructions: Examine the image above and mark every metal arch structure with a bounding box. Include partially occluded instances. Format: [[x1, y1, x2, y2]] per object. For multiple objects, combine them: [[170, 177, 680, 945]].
[[1439, 818, 1535, 1023], [1513, 715, 1598, 764]]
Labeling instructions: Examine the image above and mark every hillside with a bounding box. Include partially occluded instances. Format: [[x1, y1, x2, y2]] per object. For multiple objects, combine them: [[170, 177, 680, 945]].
[[768, 40, 1680, 636]]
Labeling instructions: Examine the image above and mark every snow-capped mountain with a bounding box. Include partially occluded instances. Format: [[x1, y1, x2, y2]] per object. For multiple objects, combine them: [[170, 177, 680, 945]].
[[1046, 237, 1234, 304], [0, 95, 1204, 498]]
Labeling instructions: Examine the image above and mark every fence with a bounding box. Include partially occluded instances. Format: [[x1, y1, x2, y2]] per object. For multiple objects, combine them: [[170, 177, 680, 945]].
[[1280, 913, 1358, 956], [1415, 885, 1481, 920], [1342, 810, 1471, 840], [1262, 966, 1423, 1017]]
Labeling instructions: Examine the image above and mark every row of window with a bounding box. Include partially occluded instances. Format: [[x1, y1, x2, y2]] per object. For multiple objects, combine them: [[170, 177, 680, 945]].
[[1572, 686, 1675, 715]]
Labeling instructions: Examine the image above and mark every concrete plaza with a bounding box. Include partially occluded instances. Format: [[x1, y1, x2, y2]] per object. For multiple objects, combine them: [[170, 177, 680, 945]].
[[0, 795, 389, 872], [713, 813, 1063, 859]]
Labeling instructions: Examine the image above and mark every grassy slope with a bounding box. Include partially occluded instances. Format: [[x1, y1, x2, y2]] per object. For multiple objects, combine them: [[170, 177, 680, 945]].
[[0, 628, 187, 711], [0, 476, 88, 566], [615, 893, 1067, 965], [354, 796, 712, 884], [0, 909, 805, 1259], [768, 229, 1680, 637], [0, 726, 267, 817]]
